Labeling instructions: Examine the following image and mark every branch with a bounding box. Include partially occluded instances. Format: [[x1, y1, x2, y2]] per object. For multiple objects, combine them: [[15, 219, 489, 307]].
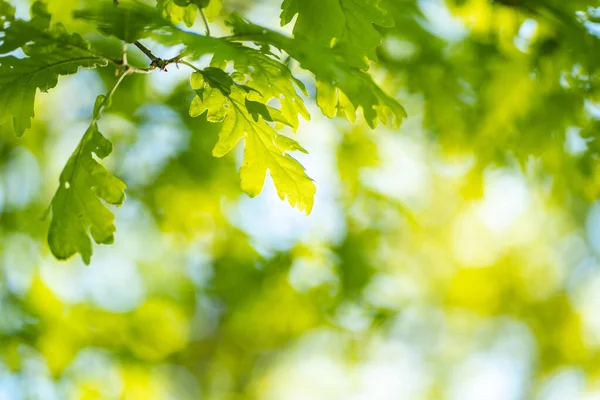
[[111, 1, 196, 73], [133, 40, 179, 71]]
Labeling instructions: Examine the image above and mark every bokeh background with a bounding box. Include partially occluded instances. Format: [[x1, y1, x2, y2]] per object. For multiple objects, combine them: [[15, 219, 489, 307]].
[[2, 0, 600, 398]]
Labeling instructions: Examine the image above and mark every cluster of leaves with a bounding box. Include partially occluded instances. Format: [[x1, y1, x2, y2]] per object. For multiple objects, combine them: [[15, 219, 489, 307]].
[[384, 0, 600, 206], [0, 0, 405, 263]]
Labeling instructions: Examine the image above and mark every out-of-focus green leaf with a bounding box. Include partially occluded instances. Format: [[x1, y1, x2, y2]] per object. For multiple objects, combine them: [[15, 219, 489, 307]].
[[0, 0, 14, 26], [280, 0, 393, 69]]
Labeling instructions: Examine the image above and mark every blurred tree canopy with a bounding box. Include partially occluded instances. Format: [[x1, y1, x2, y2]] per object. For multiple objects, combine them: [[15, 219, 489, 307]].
[[1, 0, 600, 399]]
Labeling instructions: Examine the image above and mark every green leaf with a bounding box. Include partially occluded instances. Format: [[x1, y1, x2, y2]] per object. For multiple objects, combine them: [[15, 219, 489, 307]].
[[73, 0, 170, 42], [0, 2, 109, 136], [280, 0, 393, 69], [189, 71, 316, 214], [48, 115, 126, 265]]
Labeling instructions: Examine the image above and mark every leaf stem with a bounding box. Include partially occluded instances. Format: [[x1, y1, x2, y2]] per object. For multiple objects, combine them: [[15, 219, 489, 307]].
[[94, 68, 131, 121], [178, 59, 203, 73], [200, 9, 211, 37]]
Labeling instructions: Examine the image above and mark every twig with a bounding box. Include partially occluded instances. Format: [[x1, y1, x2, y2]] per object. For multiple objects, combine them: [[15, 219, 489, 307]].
[[113, 0, 193, 73], [133, 40, 175, 71], [111, 0, 201, 73], [134, 41, 159, 62], [112, 1, 190, 72]]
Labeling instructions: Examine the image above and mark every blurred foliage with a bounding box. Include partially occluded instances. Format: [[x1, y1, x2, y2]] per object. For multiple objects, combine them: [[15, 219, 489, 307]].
[[1, 0, 600, 399]]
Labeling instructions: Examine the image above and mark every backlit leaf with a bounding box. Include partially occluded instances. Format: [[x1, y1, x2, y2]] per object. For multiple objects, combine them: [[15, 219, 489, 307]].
[[189, 71, 315, 213]]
